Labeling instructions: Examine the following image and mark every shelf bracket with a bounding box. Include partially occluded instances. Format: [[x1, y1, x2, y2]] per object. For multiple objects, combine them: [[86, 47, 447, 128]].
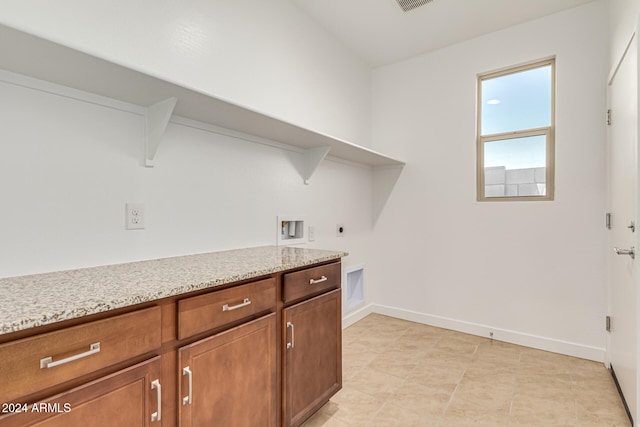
[[145, 97, 178, 167], [303, 146, 331, 185], [373, 164, 405, 224]]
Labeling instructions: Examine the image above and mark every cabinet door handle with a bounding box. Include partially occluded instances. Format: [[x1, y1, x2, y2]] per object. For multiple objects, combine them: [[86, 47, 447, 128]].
[[222, 298, 251, 312], [309, 276, 328, 285], [286, 322, 295, 349], [40, 342, 101, 369], [151, 379, 162, 422], [182, 366, 193, 405]]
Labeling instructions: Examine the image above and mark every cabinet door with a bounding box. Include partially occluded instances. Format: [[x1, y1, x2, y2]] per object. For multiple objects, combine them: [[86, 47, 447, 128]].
[[178, 313, 276, 427], [283, 289, 342, 427], [0, 357, 162, 427]]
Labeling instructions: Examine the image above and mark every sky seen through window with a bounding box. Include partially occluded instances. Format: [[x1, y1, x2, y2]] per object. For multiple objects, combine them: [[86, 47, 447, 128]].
[[481, 65, 551, 170]]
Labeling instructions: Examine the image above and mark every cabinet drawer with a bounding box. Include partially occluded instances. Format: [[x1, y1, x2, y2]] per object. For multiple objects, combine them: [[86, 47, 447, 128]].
[[177, 277, 276, 340], [283, 262, 341, 304], [0, 306, 161, 404]]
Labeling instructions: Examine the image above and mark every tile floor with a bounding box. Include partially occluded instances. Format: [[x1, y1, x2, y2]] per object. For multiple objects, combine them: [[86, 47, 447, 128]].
[[302, 314, 630, 427]]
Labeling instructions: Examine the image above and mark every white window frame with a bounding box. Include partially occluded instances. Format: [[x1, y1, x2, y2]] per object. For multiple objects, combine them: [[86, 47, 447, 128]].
[[477, 58, 556, 202]]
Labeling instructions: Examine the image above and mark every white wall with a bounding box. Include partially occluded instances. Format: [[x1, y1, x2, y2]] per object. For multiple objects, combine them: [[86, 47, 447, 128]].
[[0, 74, 373, 279], [0, 0, 375, 285], [1, 0, 619, 356], [370, 1, 609, 360], [610, 0, 640, 65], [0, 0, 371, 146]]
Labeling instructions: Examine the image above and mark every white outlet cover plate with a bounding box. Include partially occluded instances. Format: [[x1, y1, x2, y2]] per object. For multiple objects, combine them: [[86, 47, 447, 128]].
[[126, 203, 145, 230]]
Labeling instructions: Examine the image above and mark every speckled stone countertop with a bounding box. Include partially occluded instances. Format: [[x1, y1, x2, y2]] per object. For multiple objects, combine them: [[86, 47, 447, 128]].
[[0, 246, 347, 336]]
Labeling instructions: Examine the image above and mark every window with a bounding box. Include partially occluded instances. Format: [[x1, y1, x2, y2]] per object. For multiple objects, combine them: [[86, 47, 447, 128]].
[[477, 58, 555, 201]]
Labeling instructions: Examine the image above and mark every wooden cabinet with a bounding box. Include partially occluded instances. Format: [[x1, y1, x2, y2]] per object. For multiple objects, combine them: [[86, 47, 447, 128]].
[[178, 313, 276, 426], [282, 273, 342, 427], [0, 357, 162, 427], [0, 257, 343, 427]]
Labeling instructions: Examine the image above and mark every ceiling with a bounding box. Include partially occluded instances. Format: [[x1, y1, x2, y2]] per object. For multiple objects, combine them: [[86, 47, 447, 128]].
[[292, 0, 598, 67]]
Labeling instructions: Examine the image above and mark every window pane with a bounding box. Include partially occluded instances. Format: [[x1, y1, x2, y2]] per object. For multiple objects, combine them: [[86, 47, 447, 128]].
[[484, 135, 546, 197], [481, 65, 552, 135]]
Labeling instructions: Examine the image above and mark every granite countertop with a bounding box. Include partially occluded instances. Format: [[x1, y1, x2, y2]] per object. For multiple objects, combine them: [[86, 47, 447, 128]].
[[0, 246, 348, 336]]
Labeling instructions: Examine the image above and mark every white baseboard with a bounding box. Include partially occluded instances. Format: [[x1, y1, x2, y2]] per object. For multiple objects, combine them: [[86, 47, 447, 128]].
[[343, 303, 605, 363], [342, 304, 375, 328]]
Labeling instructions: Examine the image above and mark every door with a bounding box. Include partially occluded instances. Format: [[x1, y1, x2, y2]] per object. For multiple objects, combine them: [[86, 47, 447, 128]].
[[608, 29, 639, 425], [178, 313, 276, 427], [283, 289, 342, 427]]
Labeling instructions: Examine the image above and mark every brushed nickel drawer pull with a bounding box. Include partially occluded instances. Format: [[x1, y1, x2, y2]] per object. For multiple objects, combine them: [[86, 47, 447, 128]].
[[151, 379, 162, 422], [286, 322, 295, 349], [39, 342, 101, 369], [182, 366, 193, 405], [309, 276, 328, 285], [222, 298, 251, 312]]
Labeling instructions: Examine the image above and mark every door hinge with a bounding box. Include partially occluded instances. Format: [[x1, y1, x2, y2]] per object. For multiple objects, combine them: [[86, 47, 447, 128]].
[[607, 109, 612, 125], [606, 212, 612, 229], [606, 315, 611, 332]]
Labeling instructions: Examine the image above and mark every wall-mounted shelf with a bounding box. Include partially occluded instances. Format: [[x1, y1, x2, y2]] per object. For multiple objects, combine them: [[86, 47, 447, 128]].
[[0, 23, 404, 221]]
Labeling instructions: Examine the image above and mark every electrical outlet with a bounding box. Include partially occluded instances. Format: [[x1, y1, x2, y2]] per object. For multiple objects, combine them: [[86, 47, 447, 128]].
[[336, 224, 345, 237], [308, 226, 316, 242], [126, 203, 145, 230]]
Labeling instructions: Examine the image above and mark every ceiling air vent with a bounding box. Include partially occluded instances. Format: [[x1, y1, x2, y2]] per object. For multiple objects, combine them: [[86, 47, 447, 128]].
[[395, 0, 434, 12]]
